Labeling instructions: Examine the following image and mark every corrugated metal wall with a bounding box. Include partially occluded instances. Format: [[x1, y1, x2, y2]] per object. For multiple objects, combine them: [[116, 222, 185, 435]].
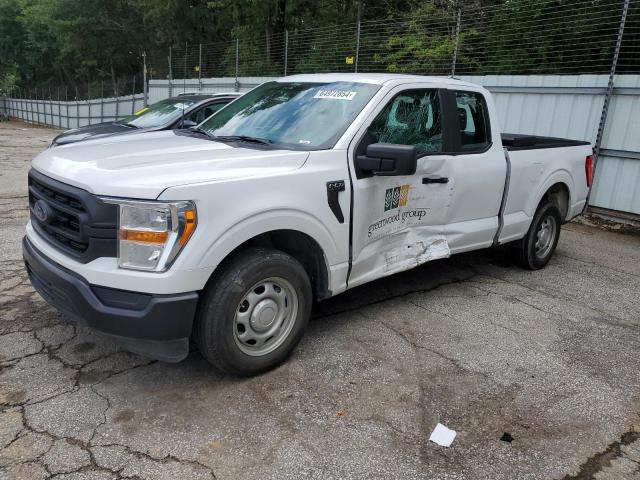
[[588, 75, 640, 215], [458, 74, 640, 215], [2, 94, 145, 129]]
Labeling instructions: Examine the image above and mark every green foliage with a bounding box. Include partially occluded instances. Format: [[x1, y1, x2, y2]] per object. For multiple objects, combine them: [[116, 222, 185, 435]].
[[370, 3, 456, 75], [0, 0, 636, 98]]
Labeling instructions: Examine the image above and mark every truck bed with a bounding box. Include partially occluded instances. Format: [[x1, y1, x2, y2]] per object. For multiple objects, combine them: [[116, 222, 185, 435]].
[[501, 133, 591, 151]]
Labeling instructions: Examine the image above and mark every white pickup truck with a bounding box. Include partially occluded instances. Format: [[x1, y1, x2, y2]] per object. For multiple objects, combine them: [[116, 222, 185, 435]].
[[23, 73, 593, 375]]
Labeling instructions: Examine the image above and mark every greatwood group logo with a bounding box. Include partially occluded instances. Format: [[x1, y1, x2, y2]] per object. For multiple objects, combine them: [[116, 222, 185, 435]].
[[368, 182, 429, 237], [384, 184, 409, 211]]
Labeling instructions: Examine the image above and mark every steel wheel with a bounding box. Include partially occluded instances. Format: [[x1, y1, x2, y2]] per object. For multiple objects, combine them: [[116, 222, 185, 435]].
[[233, 277, 299, 356], [535, 215, 557, 259]]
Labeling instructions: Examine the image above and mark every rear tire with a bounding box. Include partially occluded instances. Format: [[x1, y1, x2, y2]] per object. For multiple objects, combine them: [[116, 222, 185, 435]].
[[194, 247, 312, 376], [511, 201, 561, 270]]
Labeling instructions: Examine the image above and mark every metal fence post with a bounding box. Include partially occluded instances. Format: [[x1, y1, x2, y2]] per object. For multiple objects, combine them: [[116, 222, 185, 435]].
[[198, 43, 202, 91], [56, 87, 61, 127], [587, 0, 629, 210], [48, 88, 53, 125], [35, 88, 40, 124], [168, 46, 173, 97], [100, 81, 104, 122], [132, 75, 136, 114], [451, 8, 462, 77], [115, 79, 120, 122], [183, 41, 187, 93], [284, 30, 288, 76], [65, 87, 69, 129], [142, 51, 148, 106], [354, 2, 361, 73], [87, 81, 92, 125], [235, 38, 240, 92]]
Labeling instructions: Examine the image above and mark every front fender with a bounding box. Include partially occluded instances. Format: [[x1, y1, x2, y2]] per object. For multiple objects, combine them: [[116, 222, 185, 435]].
[[198, 208, 339, 277]]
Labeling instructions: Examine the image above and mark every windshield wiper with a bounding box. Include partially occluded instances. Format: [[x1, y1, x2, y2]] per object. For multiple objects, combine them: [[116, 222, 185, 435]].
[[187, 126, 215, 139], [118, 122, 139, 129], [212, 135, 274, 146]]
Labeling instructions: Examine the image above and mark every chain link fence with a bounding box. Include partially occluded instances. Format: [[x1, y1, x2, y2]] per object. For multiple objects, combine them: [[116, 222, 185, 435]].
[[141, 0, 638, 82], [3, 0, 638, 106]]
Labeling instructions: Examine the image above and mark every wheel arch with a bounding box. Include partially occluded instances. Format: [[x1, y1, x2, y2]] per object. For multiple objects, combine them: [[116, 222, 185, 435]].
[[199, 211, 339, 301], [531, 170, 574, 222]]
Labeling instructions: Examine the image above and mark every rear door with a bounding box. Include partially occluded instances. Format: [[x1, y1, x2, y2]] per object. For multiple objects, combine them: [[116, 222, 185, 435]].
[[347, 84, 453, 288], [438, 89, 506, 253]]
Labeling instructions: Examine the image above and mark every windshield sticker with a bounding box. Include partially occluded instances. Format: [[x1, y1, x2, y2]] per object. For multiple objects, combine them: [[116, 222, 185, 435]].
[[313, 90, 357, 100], [298, 139, 311, 144], [134, 107, 149, 116]]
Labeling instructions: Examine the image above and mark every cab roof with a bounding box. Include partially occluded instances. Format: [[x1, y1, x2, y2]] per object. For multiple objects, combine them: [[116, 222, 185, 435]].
[[278, 72, 480, 89]]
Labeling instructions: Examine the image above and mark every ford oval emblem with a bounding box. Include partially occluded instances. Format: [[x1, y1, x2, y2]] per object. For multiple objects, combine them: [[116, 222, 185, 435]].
[[33, 199, 53, 224]]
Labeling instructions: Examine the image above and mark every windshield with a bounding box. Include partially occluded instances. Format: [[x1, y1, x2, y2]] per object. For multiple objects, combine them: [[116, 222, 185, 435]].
[[199, 81, 380, 150], [119, 98, 197, 128]]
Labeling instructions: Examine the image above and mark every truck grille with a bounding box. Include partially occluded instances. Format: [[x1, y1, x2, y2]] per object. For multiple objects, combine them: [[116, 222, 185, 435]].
[[28, 169, 118, 263]]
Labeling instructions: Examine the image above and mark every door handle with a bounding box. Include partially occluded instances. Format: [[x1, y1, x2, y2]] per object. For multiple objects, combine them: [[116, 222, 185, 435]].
[[422, 177, 449, 184], [326, 180, 346, 223]]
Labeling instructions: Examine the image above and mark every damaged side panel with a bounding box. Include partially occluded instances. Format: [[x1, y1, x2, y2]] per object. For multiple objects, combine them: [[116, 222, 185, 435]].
[[383, 234, 450, 275], [348, 175, 453, 288]]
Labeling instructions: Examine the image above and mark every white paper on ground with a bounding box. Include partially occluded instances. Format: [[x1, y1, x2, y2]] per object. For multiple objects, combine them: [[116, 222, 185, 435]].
[[429, 423, 456, 447]]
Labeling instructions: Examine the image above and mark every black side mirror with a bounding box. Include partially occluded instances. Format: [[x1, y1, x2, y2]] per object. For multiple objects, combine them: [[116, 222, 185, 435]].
[[356, 143, 417, 176], [180, 119, 197, 129]]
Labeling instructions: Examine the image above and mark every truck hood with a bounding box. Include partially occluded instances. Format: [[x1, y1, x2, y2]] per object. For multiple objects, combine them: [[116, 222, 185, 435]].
[[32, 130, 310, 199], [51, 122, 141, 146]]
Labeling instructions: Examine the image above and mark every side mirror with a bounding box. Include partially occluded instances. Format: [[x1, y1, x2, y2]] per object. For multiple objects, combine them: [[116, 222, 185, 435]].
[[356, 143, 417, 176], [180, 119, 197, 129]]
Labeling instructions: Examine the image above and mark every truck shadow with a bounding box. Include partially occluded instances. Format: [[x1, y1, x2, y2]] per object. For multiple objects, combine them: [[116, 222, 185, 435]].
[[311, 247, 509, 321]]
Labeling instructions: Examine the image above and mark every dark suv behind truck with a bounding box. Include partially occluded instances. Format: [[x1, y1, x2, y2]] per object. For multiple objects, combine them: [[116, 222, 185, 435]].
[[51, 92, 241, 146]]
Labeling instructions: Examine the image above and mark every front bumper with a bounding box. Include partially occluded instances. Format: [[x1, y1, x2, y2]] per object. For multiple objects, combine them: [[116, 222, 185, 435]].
[[22, 237, 198, 362]]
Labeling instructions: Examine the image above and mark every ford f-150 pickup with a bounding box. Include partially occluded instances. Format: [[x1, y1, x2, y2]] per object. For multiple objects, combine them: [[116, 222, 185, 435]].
[[23, 73, 593, 375]]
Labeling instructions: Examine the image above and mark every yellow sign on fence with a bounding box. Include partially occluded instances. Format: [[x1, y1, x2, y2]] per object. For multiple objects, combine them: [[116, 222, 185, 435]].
[[345, 56, 354, 65]]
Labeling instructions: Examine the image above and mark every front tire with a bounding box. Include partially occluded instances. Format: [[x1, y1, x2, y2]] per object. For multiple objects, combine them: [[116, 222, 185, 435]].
[[511, 201, 562, 270], [194, 247, 312, 376]]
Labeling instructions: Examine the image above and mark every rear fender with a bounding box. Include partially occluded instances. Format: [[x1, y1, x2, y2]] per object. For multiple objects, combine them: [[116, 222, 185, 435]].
[[528, 169, 574, 220]]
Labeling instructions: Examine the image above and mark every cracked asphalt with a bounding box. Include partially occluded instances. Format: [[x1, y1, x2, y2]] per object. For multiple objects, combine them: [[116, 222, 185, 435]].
[[1, 120, 639, 480]]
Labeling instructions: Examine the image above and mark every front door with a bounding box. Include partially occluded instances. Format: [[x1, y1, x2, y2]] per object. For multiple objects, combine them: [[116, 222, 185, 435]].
[[347, 86, 453, 288]]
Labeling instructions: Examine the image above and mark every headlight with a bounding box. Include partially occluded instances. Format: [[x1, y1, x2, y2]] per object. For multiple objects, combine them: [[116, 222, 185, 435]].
[[103, 199, 197, 272]]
